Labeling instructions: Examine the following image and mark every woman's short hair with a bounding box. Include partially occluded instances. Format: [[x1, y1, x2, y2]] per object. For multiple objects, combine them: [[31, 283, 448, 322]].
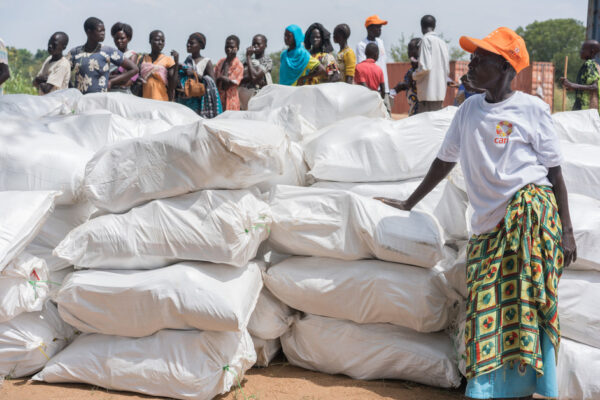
[[111, 22, 133, 40], [84, 17, 103, 33], [226, 35, 240, 48]]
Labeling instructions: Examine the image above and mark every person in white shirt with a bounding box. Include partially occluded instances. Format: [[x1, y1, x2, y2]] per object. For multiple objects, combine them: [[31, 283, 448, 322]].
[[0, 38, 9, 95], [376, 27, 576, 400], [411, 15, 449, 113], [356, 15, 391, 113]]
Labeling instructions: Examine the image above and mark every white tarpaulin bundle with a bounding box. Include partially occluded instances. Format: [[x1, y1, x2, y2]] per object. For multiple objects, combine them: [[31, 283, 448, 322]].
[[281, 314, 462, 388], [557, 338, 600, 400], [55, 190, 271, 269], [568, 193, 600, 272], [33, 329, 256, 400], [56, 261, 263, 337], [268, 185, 446, 268], [0, 191, 59, 271], [0, 302, 74, 379], [552, 110, 600, 146], [247, 288, 295, 340], [75, 92, 201, 125], [253, 337, 281, 367], [312, 178, 470, 241], [265, 256, 455, 332], [303, 107, 457, 183], [0, 253, 49, 322], [561, 141, 600, 201], [248, 83, 388, 130], [84, 118, 289, 213], [0, 120, 92, 204], [558, 270, 600, 348], [0, 89, 81, 118]]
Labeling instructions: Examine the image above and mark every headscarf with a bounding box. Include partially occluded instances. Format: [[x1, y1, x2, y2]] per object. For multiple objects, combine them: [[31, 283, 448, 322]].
[[304, 23, 334, 54], [279, 24, 310, 86]]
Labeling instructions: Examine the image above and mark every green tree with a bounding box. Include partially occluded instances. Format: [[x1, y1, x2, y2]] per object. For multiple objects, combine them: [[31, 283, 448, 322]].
[[4, 47, 48, 94], [515, 19, 585, 83], [269, 51, 281, 84]]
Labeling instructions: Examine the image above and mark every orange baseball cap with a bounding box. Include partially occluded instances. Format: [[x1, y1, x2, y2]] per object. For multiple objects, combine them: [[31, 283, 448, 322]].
[[459, 27, 529, 73], [365, 15, 388, 27]]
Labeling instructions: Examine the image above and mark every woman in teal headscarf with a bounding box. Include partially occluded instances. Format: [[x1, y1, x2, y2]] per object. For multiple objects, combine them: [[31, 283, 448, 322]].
[[279, 24, 325, 86]]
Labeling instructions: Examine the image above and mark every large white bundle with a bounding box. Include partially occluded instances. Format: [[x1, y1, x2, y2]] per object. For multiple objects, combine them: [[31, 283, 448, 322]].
[[0, 302, 74, 379], [43, 110, 171, 152], [561, 141, 600, 201], [281, 314, 461, 388], [252, 337, 281, 367], [265, 256, 455, 332], [268, 185, 446, 268], [48, 266, 74, 301], [248, 83, 387, 129], [0, 253, 49, 322], [569, 193, 600, 271], [557, 338, 600, 400], [0, 89, 81, 118], [304, 108, 457, 182], [558, 270, 600, 348], [0, 121, 93, 204], [84, 118, 288, 213], [33, 329, 256, 400], [313, 178, 469, 241], [56, 261, 263, 336], [247, 289, 295, 340], [55, 190, 270, 269], [217, 105, 316, 142], [75, 92, 200, 125], [0, 191, 59, 271], [552, 110, 600, 146], [254, 141, 308, 191]]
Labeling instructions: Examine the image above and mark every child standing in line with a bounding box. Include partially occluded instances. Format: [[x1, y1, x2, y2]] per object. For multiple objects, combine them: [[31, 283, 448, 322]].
[[33, 32, 71, 95], [215, 35, 244, 111], [354, 42, 385, 99], [391, 38, 421, 115]]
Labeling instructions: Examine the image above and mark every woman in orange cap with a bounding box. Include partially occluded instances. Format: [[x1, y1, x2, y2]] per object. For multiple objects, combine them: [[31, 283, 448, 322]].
[[376, 27, 576, 399]]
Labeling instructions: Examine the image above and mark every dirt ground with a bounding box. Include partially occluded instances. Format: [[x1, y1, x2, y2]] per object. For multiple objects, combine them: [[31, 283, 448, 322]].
[[1, 362, 465, 400]]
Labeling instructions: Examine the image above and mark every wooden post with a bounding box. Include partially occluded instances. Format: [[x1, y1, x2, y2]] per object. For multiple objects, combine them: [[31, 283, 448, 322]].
[[562, 56, 569, 111]]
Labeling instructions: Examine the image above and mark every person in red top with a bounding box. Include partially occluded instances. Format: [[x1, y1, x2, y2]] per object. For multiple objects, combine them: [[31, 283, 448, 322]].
[[354, 43, 385, 98]]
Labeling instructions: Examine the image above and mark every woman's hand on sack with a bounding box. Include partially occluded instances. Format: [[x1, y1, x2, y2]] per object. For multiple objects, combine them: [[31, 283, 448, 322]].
[[374, 197, 412, 211], [562, 229, 577, 267]]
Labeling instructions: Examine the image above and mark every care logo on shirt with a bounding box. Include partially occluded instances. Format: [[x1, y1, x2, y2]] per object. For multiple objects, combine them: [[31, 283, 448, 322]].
[[494, 121, 513, 144]]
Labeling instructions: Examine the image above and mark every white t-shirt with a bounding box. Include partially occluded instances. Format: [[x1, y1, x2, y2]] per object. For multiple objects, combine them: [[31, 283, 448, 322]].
[[36, 56, 71, 95], [437, 91, 563, 234], [356, 37, 388, 92]]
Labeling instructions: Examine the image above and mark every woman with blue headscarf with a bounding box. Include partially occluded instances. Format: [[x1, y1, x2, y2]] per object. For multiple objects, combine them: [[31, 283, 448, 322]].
[[279, 25, 325, 86]]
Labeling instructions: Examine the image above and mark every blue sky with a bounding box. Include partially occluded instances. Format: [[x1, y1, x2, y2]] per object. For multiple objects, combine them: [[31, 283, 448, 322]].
[[0, 0, 588, 61]]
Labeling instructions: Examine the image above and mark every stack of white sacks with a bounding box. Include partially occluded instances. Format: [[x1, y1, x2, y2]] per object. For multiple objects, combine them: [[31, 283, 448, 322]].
[[0, 85, 598, 399]]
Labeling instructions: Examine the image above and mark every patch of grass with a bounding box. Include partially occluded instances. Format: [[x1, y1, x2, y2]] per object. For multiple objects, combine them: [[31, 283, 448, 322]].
[[553, 83, 576, 113], [3, 72, 37, 95]]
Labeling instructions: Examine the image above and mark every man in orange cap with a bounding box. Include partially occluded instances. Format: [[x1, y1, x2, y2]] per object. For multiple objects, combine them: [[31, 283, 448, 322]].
[[376, 27, 576, 399], [356, 15, 391, 112]]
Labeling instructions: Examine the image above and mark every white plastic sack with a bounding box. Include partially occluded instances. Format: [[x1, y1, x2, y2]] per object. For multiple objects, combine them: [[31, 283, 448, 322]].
[[0, 89, 81, 118], [265, 256, 455, 332], [568, 193, 600, 271], [304, 108, 457, 182], [75, 92, 201, 125], [247, 288, 295, 340], [0, 191, 59, 271], [252, 337, 281, 367], [217, 105, 316, 142], [33, 329, 256, 400], [48, 266, 74, 301], [561, 141, 600, 201], [0, 122, 93, 204], [248, 83, 388, 129], [557, 338, 600, 400], [552, 110, 600, 146], [84, 119, 288, 213], [268, 185, 446, 268], [0, 253, 48, 323], [558, 270, 600, 348], [55, 190, 270, 269], [254, 141, 308, 192], [281, 314, 462, 388], [0, 302, 74, 379], [56, 261, 263, 336], [313, 178, 469, 241]]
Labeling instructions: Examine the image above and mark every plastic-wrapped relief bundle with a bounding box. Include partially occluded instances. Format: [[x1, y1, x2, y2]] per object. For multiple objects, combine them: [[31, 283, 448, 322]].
[[247, 288, 295, 340], [552, 109, 600, 146], [84, 118, 289, 213], [557, 338, 600, 400], [558, 270, 600, 348], [268, 185, 446, 268], [568, 193, 600, 272], [33, 329, 256, 400], [0, 302, 75, 379], [561, 141, 600, 201], [0, 89, 81, 118], [56, 261, 263, 336]]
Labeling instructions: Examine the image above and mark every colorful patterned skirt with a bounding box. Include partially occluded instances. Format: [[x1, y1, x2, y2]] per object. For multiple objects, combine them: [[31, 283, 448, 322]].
[[464, 184, 563, 397]]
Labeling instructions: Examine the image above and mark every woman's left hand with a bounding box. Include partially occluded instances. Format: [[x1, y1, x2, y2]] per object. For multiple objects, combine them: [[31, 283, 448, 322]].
[[562, 229, 577, 267]]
